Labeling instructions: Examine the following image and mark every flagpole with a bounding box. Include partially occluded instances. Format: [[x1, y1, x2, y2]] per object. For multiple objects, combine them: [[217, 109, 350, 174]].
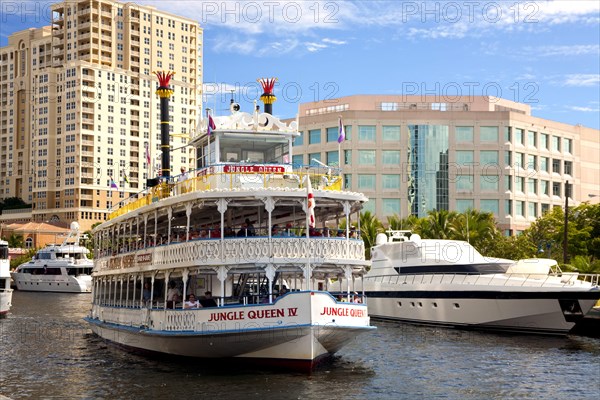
[[206, 108, 211, 167]]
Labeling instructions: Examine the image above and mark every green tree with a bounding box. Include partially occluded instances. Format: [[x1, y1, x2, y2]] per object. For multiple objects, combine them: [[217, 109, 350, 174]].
[[6, 233, 24, 248], [359, 211, 384, 260], [451, 209, 500, 255], [418, 209, 458, 239], [0, 197, 30, 211]]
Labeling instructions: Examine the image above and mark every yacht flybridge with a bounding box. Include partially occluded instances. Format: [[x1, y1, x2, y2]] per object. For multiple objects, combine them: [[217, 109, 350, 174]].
[[85, 76, 374, 370]]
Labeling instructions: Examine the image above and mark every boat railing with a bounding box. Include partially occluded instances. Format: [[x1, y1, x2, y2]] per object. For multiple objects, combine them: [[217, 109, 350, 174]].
[[95, 237, 365, 272], [108, 165, 342, 220], [366, 272, 600, 289]]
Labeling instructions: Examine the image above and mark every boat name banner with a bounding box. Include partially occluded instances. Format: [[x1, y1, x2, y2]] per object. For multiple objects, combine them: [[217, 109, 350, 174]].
[[223, 165, 285, 174], [206, 306, 366, 322], [208, 307, 297, 321]]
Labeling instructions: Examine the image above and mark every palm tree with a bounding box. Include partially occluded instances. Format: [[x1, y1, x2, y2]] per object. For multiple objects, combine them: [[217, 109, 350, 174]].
[[419, 209, 458, 239], [359, 211, 384, 259], [387, 214, 420, 232], [451, 209, 499, 253]]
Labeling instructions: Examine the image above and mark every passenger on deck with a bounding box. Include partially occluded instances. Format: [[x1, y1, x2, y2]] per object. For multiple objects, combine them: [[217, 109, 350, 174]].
[[283, 223, 296, 237], [184, 294, 201, 309], [245, 219, 256, 236], [271, 224, 281, 237], [143, 282, 152, 303], [200, 291, 218, 307], [166, 281, 181, 309]]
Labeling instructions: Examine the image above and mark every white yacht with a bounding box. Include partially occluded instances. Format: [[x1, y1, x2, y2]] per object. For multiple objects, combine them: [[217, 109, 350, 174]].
[[363, 230, 600, 335], [0, 240, 13, 317], [11, 222, 93, 293], [85, 78, 374, 370]]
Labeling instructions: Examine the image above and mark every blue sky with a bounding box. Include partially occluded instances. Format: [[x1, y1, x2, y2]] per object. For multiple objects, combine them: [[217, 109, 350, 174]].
[[1, 0, 599, 128]]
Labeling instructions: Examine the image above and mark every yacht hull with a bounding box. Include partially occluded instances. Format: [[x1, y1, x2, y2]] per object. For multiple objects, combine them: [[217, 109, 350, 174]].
[[365, 288, 600, 335], [85, 292, 374, 368], [0, 291, 12, 317], [11, 274, 92, 293]]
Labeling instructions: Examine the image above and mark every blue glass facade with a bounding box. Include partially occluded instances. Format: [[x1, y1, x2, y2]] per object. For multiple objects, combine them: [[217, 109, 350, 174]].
[[408, 125, 449, 217]]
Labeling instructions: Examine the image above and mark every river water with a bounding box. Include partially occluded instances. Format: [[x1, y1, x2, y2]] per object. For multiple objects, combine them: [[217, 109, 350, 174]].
[[1, 291, 599, 399]]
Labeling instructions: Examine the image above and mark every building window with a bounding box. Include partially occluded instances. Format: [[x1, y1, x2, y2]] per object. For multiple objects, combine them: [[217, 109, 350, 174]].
[[528, 202, 537, 218], [456, 150, 474, 166], [382, 199, 401, 216], [480, 176, 499, 191], [505, 199, 512, 216], [514, 128, 524, 145], [480, 150, 499, 166], [358, 125, 376, 141], [504, 126, 511, 143], [456, 199, 474, 212], [326, 151, 339, 166], [527, 178, 537, 194], [292, 154, 303, 166], [516, 201, 525, 217], [293, 132, 303, 146], [344, 150, 352, 165], [528, 131, 537, 147], [563, 138, 572, 154], [382, 150, 400, 165], [309, 153, 321, 166], [515, 176, 525, 192], [540, 157, 548, 172], [505, 175, 513, 191], [358, 174, 376, 190], [564, 161, 572, 176], [552, 182, 561, 196], [540, 133, 549, 149], [480, 199, 499, 215], [552, 136, 561, 152], [527, 155, 537, 171], [326, 127, 338, 142], [456, 175, 474, 191], [344, 174, 352, 189], [456, 126, 474, 142], [358, 150, 376, 165], [540, 180, 549, 195], [382, 126, 400, 141], [552, 159, 561, 174], [382, 174, 400, 190], [480, 126, 499, 142], [309, 129, 321, 145]]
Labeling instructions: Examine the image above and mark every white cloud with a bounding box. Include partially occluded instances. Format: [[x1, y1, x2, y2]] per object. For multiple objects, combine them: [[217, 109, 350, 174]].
[[524, 45, 600, 57], [563, 74, 600, 87], [305, 42, 328, 52], [322, 38, 347, 45], [567, 105, 600, 112]]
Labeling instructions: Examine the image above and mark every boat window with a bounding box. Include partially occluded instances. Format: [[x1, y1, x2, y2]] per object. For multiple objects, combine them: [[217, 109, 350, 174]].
[[38, 252, 54, 260], [219, 136, 290, 164], [0, 245, 8, 259]]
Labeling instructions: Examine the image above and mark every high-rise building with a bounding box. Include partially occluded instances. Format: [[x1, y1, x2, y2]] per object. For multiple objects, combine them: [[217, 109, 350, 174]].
[[292, 95, 599, 234], [0, 0, 202, 231]]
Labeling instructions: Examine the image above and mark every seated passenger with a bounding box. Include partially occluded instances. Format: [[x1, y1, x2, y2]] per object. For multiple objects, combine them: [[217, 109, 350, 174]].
[[184, 294, 201, 309], [199, 291, 218, 307]]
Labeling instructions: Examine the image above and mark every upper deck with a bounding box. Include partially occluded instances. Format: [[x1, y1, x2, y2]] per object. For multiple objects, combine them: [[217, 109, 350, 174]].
[[109, 107, 346, 220]]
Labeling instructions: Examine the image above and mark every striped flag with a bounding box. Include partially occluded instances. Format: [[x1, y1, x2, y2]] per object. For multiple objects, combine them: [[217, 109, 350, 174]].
[[306, 176, 315, 228], [122, 170, 130, 184], [337, 116, 345, 144], [207, 114, 216, 135], [109, 176, 118, 190]]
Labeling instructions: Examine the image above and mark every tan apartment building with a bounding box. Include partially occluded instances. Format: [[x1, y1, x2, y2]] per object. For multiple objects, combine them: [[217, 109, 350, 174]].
[[292, 95, 600, 234], [0, 0, 203, 231]]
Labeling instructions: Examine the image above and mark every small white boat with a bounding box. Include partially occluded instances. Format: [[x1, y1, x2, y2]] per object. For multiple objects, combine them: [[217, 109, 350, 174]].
[[85, 84, 375, 370], [11, 222, 92, 293], [0, 240, 13, 317], [362, 230, 600, 335]]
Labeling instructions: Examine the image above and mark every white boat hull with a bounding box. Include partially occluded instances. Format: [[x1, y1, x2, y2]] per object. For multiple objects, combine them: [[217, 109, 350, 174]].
[[85, 291, 373, 368], [0, 290, 12, 317], [364, 282, 600, 334], [11, 273, 92, 293]]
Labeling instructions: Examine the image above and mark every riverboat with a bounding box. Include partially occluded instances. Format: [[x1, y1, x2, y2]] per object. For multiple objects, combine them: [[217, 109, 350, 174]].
[[362, 231, 600, 335], [85, 76, 375, 370], [11, 222, 92, 293], [0, 240, 13, 317]]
